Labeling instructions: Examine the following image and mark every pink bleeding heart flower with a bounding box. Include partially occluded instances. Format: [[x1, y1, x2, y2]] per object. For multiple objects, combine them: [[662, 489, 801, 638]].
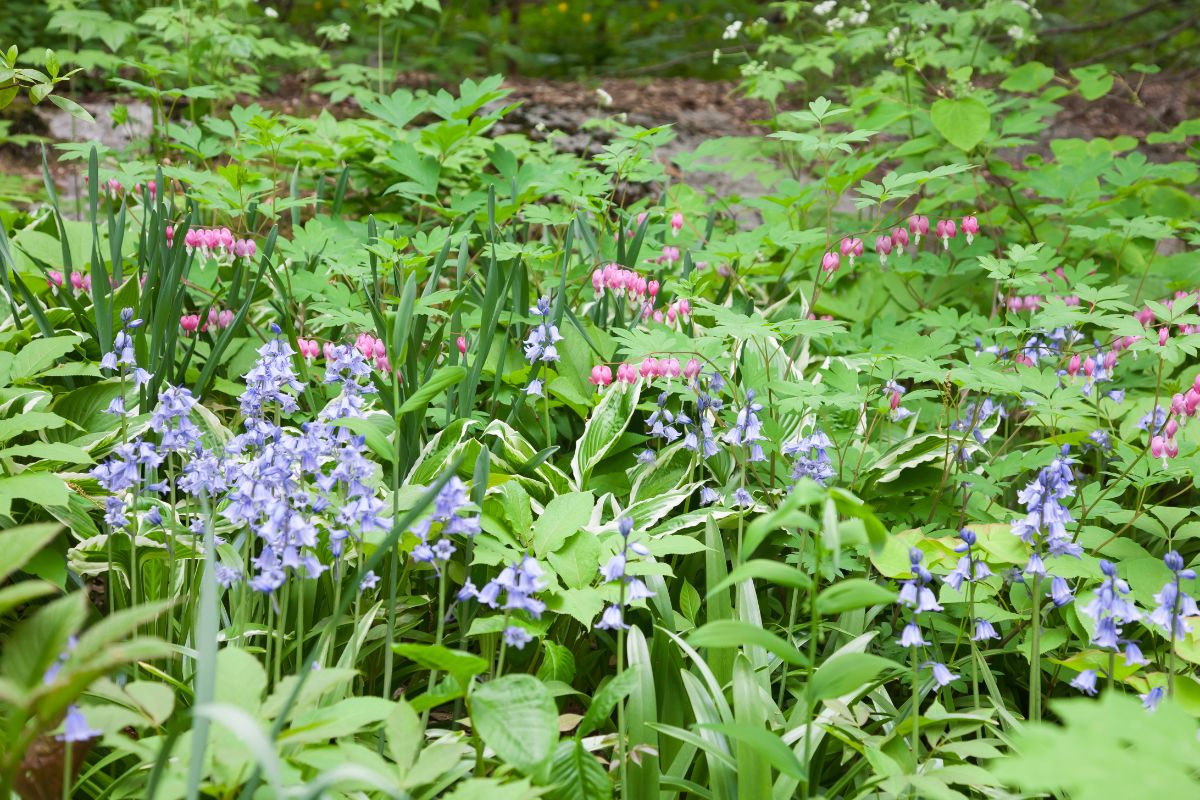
[[875, 235, 893, 266], [821, 251, 840, 274], [961, 215, 980, 245], [670, 212, 684, 237], [180, 314, 201, 335]]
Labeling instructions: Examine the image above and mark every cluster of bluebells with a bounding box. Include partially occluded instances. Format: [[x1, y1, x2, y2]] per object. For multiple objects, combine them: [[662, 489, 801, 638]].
[[1073, 560, 1144, 696], [523, 296, 562, 398], [595, 517, 655, 631], [951, 396, 1006, 464], [180, 227, 257, 264], [180, 307, 235, 336], [459, 554, 547, 649], [1010, 446, 1081, 607], [782, 428, 834, 486], [944, 529, 1000, 642], [898, 548, 958, 688], [409, 477, 481, 567], [722, 389, 766, 462], [1149, 551, 1198, 641], [822, 214, 981, 274]]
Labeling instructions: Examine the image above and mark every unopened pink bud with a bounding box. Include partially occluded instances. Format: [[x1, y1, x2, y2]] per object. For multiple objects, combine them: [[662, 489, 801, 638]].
[[1165, 418, 1179, 439], [1083, 357, 1095, 377], [1103, 350, 1117, 371], [180, 314, 200, 334], [821, 251, 840, 273], [648, 280, 660, 298], [1067, 354, 1081, 377], [1159, 327, 1169, 346], [961, 215, 979, 244], [48, 271, 64, 288], [670, 212, 684, 236], [457, 336, 467, 355]]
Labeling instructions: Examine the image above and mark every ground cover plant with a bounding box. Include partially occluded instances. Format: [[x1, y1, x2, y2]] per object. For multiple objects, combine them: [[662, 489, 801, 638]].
[[2, 1, 1200, 798]]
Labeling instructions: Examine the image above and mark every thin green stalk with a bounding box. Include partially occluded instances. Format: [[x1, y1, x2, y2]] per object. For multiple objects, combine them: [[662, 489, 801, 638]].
[[616, 580, 628, 798], [1029, 573, 1042, 723], [803, 535, 821, 799], [185, 495, 218, 800], [910, 644, 921, 765], [62, 741, 72, 800]]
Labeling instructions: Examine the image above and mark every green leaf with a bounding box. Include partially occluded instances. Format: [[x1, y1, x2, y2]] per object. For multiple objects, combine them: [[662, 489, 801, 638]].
[[707, 560, 812, 599], [0, 412, 67, 443], [280, 696, 395, 744], [398, 365, 467, 418], [571, 382, 641, 487], [1000, 61, 1054, 93], [533, 491, 595, 556], [1070, 65, 1114, 101], [392, 644, 488, 689], [386, 699, 422, 779], [0, 473, 69, 513], [546, 739, 612, 800], [547, 531, 600, 589], [470, 674, 558, 775], [578, 665, 644, 737], [0, 522, 61, 583], [808, 652, 898, 702], [930, 97, 991, 152], [535, 640, 576, 684], [688, 621, 808, 666], [816, 579, 897, 615], [331, 415, 395, 464], [697, 722, 806, 780]]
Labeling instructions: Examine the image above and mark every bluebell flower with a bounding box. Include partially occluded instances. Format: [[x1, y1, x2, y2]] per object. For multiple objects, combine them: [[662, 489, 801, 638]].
[[897, 549, 939, 656], [1080, 560, 1139, 655], [596, 604, 628, 631], [699, 485, 720, 505], [526, 379, 544, 397], [504, 626, 533, 649], [1137, 406, 1167, 435], [929, 662, 958, 687], [1086, 430, 1112, 454], [359, 571, 380, 591], [683, 390, 723, 459], [1070, 669, 1098, 696], [782, 429, 834, 486], [1140, 686, 1164, 711], [732, 487, 754, 508], [1050, 576, 1073, 607], [466, 555, 548, 621], [42, 635, 78, 684], [973, 619, 999, 641], [57, 705, 102, 742], [944, 528, 992, 592], [215, 565, 243, 588], [1149, 551, 1199, 639], [647, 393, 682, 443], [594, 517, 655, 630], [1107, 389, 1125, 404], [523, 297, 563, 364], [722, 389, 765, 450], [635, 449, 656, 465], [1010, 446, 1081, 598]]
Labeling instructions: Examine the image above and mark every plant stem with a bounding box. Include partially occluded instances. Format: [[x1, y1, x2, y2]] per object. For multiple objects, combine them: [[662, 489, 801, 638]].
[[1029, 573, 1042, 722], [911, 644, 921, 765]]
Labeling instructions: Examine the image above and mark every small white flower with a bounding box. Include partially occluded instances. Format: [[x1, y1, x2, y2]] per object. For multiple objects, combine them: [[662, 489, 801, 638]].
[[814, 0, 837, 16], [264, 6, 278, 17], [1007, 24, 1025, 41], [712, 49, 721, 65], [722, 20, 743, 40], [596, 88, 613, 106]]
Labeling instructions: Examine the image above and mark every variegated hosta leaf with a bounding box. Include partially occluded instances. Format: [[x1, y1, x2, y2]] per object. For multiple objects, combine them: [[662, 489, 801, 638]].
[[571, 381, 641, 489]]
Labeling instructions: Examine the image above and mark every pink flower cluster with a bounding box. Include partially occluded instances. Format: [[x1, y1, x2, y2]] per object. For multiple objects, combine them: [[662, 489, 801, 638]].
[[589, 356, 703, 390], [352, 333, 396, 374], [47, 271, 92, 293], [183, 227, 257, 263], [649, 298, 692, 326], [180, 307, 235, 335], [593, 263, 659, 301], [296, 338, 321, 359], [823, 214, 983, 273]]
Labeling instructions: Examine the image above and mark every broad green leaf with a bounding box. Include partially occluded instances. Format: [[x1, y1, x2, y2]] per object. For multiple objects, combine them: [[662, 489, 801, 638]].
[[930, 97, 991, 152], [808, 652, 898, 702], [533, 491, 595, 556], [816, 579, 898, 615], [571, 382, 641, 487], [470, 674, 558, 775]]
